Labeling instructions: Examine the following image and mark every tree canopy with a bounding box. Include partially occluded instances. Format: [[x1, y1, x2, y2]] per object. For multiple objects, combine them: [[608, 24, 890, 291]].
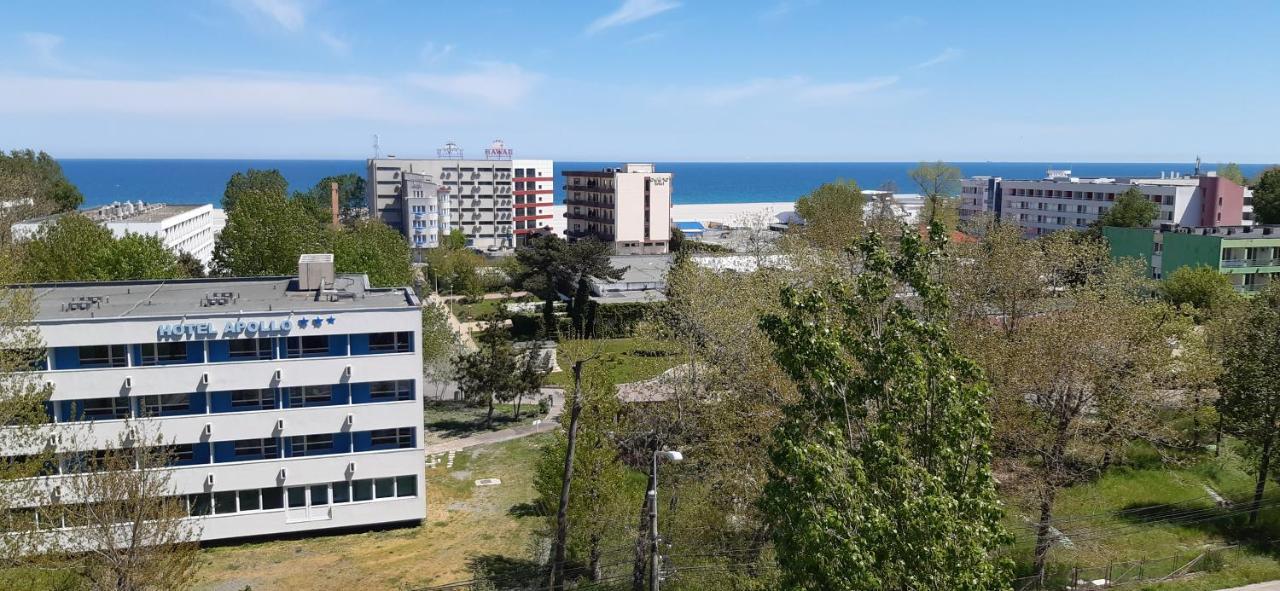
[[1161, 264, 1238, 316], [15, 214, 186, 282], [1097, 186, 1158, 228], [222, 168, 288, 212], [330, 219, 414, 287], [793, 179, 865, 250], [0, 149, 83, 212], [1251, 167, 1280, 224], [909, 161, 962, 227], [1217, 162, 1247, 186], [211, 188, 327, 276]]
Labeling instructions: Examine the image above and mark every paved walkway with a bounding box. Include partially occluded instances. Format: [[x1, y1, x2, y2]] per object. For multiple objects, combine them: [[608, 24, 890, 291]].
[[1216, 582, 1280, 591], [424, 387, 565, 456], [426, 293, 476, 352], [440, 291, 531, 301]]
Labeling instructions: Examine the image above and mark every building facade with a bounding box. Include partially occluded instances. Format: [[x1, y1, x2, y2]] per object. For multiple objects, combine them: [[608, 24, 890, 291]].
[[562, 163, 673, 255], [14, 202, 220, 267], [366, 141, 554, 251], [959, 170, 1252, 236], [1104, 224, 1280, 291], [18, 256, 425, 541]]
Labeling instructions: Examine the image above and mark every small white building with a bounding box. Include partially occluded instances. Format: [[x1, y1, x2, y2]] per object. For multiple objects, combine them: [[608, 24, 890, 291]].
[[13, 201, 220, 266]]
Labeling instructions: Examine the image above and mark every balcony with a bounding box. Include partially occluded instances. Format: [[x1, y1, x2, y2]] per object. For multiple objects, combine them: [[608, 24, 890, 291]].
[[562, 184, 614, 194], [563, 196, 614, 208], [564, 211, 616, 224], [564, 229, 614, 241], [1222, 258, 1280, 268]]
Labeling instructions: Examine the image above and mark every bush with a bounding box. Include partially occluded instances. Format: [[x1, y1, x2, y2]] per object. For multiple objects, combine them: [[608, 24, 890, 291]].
[[510, 314, 544, 340], [594, 302, 662, 338]]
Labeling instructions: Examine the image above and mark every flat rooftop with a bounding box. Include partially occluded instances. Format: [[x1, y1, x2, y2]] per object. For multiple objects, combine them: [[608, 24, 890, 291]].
[[1168, 225, 1280, 240], [21, 275, 419, 322], [112, 204, 206, 223], [15, 203, 209, 227]]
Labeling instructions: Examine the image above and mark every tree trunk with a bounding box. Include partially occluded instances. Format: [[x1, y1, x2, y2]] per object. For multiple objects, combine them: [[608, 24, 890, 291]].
[[548, 360, 585, 591], [514, 394, 522, 420], [1192, 391, 1202, 446], [632, 470, 654, 591], [485, 394, 494, 428], [1250, 432, 1274, 525], [589, 532, 603, 581], [1033, 487, 1058, 585], [1215, 417, 1223, 458]]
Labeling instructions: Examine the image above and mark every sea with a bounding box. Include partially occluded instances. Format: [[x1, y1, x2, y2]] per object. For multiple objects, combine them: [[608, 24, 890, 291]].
[[60, 160, 1273, 209]]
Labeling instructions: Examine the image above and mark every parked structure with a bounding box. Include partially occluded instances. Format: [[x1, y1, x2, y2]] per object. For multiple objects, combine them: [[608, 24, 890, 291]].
[[15, 255, 425, 541], [13, 201, 220, 266], [366, 140, 554, 251], [959, 170, 1253, 235], [563, 163, 673, 255], [1104, 224, 1280, 291]]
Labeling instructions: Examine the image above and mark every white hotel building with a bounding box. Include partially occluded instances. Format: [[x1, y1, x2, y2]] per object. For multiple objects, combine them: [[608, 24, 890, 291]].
[[17, 255, 425, 541], [563, 164, 673, 255]]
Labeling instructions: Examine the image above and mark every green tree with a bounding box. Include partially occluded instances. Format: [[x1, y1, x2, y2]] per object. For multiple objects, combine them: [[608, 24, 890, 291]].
[[0, 149, 84, 211], [758, 223, 1010, 591], [1216, 284, 1280, 524], [176, 251, 206, 278], [1097, 186, 1159, 228], [909, 161, 962, 226], [1161, 265, 1237, 316], [101, 233, 186, 281], [425, 246, 483, 295], [1218, 162, 1247, 186], [295, 173, 366, 223], [222, 168, 288, 212], [515, 235, 625, 338], [1252, 167, 1280, 224], [211, 188, 327, 276], [443, 228, 468, 250], [329, 220, 413, 287], [793, 179, 865, 250], [15, 214, 185, 282], [454, 318, 520, 427]]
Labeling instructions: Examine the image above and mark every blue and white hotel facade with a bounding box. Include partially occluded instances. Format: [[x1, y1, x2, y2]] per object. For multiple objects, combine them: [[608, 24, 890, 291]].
[[21, 257, 426, 542]]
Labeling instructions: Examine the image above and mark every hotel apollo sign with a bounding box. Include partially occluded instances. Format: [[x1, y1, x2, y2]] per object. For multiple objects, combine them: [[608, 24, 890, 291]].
[[157, 315, 336, 339]]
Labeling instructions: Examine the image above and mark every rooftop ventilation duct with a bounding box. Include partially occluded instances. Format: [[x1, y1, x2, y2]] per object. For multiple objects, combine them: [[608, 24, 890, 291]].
[[297, 253, 335, 291]]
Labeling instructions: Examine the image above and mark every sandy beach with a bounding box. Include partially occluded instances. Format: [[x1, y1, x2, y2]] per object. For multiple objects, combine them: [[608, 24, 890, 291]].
[[548, 201, 796, 235]]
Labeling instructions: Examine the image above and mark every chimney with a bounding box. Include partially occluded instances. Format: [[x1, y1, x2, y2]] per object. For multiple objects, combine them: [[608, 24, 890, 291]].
[[330, 181, 340, 229], [297, 254, 335, 291]]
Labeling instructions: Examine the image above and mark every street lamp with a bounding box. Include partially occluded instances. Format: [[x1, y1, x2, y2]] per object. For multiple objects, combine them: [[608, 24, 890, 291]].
[[650, 450, 683, 591]]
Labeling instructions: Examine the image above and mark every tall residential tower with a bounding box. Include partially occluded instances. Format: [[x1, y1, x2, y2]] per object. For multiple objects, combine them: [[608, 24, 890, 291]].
[[562, 163, 673, 255]]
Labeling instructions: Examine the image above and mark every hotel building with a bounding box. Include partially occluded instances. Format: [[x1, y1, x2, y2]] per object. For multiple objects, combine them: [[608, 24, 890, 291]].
[[562, 163, 673, 255], [366, 140, 554, 251], [15, 255, 425, 541], [14, 201, 220, 267], [959, 170, 1252, 236], [1106, 224, 1280, 289]]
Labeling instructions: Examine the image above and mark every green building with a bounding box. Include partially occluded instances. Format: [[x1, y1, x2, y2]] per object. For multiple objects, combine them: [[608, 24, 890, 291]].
[[1103, 225, 1280, 292]]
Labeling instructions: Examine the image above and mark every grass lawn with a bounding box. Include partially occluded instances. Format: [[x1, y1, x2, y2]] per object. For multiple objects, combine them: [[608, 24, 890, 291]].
[[544, 337, 682, 389], [424, 400, 549, 444], [192, 434, 551, 591], [453, 295, 538, 323], [1005, 443, 1280, 590]]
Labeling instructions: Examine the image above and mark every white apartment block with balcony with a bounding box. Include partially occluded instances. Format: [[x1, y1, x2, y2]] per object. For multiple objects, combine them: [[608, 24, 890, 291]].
[[366, 141, 552, 251], [563, 164, 673, 255], [14, 202, 220, 266], [12, 256, 425, 542]]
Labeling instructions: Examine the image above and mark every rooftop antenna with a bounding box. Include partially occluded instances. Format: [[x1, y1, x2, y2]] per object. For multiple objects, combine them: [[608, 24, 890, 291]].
[[1195, 155, 1201, 176], [372, 134, 381, 159]]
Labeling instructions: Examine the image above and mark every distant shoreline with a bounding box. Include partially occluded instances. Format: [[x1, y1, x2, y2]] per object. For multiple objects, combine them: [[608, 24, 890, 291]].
[[547, 201, 796, 234]]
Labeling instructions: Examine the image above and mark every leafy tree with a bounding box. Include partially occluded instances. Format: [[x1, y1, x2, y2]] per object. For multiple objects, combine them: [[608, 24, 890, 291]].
[[101, 233, 186, 281], [443, 228, 468, 250], [15, 214, 185, 282], [909, 161, 962, 226], [513, 346, 549, 420], [294, 173, 366, 224], [669, 226, 686, 252], [0, 149, 83, 212], [176, 251, 206, 278], [222, 168, 289, 212], [329, 220, 413, 287], [793, 179, 865, 250], [1216, 284, 1280, 524], [1218, 162, 1247, 186], [454, 318, 520, 427], [1252, 167, 1280, 224], [425, 246, 483, 295], [1096, 187, 1158, 228], [515, 235, 625, 339], [421, 301, 459, 367], [758, 223, 1011, 590], [211, 188, 326, 276], [1161, 265, 1237, 316]]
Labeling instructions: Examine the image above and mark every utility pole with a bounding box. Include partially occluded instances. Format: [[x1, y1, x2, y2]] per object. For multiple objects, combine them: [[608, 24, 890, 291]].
[[649, 450, 683, 591]]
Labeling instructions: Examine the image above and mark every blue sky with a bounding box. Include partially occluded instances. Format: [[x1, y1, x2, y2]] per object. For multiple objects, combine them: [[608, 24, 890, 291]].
[[1, 0, 1278, 162]]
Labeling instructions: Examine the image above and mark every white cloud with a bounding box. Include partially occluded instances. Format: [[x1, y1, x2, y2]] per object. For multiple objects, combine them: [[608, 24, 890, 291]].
[[586, 0, 680, 35], [406, 62, 542, 108], [235, 0, 307, 32], [21, 32, 75, 72], [691, 75, 898, 106], [318, 31, 350, 56], [420, 42, 455, 64], [914, 47, 962, 69]]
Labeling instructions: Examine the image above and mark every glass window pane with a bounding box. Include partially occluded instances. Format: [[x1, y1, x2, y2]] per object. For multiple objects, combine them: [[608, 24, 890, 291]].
[[395, 475, 416, 497], [188, 493, 211, 517], [261, 488, 283, 510], [238, 490, 260, 511], [213, 491, 237, 514], [310, 484, 329, 505], [353, 479, 373, 502], [374, 477, 394, 499], [331, 481, 350, 503], [286, 487, 306, 508]]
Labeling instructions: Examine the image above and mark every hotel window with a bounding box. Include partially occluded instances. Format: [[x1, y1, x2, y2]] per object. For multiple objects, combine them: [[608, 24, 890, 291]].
[[353, 479, 374, 502], [231, 388, 275, 410], [368, 332, 412, 353], [286, 335, 329, 358], [138, 393, 190, 417], [287, 487, 307, 508], [261, 488, 284, 510], [370, 427, 413, 449], [78, 397, 131, 421], [291, 434, 335, 456], [1165, 195, 1175, 206], [238, 490, 261, 512], [229, 338, 273, 360], [288, 385, 332, 407], [170, 443, 196, 464], [188, 493, 212, 517], [214, 491, 237, 514], [332, 481, 351, 503], [396, 475, 417, 497], [374, 477, 395, 499], [78, 344, 128, 368], [370, 380, 414, 402], [138, 342, 189, 366], [234, 438, 279, 459]]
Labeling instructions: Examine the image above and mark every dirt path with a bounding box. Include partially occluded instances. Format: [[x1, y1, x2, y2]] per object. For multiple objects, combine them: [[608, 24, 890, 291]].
[[424, 387, 564, 456]]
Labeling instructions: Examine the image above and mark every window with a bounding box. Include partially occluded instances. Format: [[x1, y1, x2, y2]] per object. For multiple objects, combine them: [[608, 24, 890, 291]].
[[374, 477, 395, 499], [369, 380, 413, 402], [238, 490, 260, 512], [291, 434, 335, 456], [170, 443, 195, 464], [289, 385, 332, 407], [261, 487, 284, 510], [353, 479, 373, 502], [287, 487, 306, 508], [138, 342, 189, 366], [78, 397, 130, 420], [78, 345, 127, 368], [214, 491, 237, 514], [368, 332, 412, 353], [231, 389, 274, 410], [188, 493, 212, 517], [310, 484, 329, 505], [139, 393, 189, 417], [286, 335, 330, 358], [229, 338, 273, 360], [233, 438, 279, 459], [332, 481, 351, 503], [395, 475, 417, 497], [370, 428, 413, 449]]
